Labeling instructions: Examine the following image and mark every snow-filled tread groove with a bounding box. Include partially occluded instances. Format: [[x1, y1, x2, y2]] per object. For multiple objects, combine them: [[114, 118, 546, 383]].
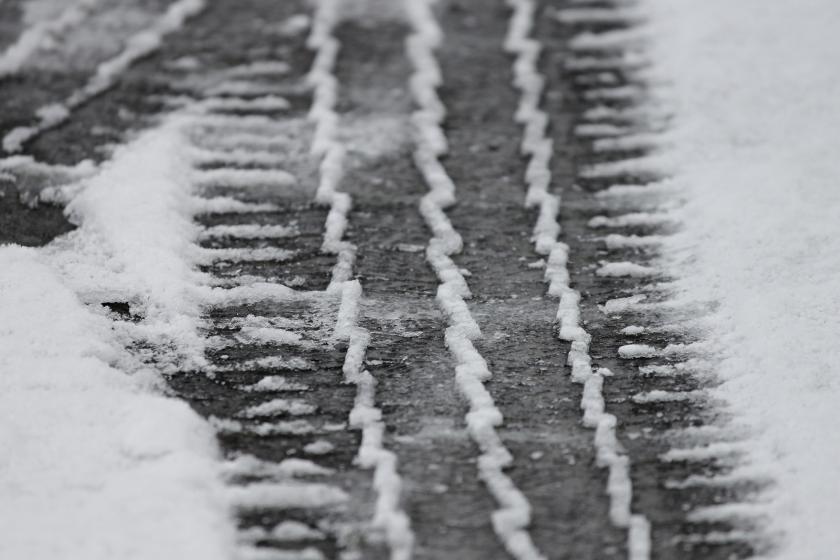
[[547, 0, 767, 557], [505, 2, 650, 558], [406, 2, 553, 558], [160, 16, 386, 560]]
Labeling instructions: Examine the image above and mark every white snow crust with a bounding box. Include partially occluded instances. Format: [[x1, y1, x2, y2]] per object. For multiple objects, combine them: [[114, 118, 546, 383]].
[[641, 0, 840, 556], [0, 247, 234, 560], [0, 112, 237, 557]]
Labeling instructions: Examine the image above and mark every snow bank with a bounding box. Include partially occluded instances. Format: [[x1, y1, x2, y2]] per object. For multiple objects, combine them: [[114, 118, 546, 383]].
[[0, 109, 237, 557], [642, 0, 840, 557], [50, 116, 208, 370], [0, 246, 234, 560]]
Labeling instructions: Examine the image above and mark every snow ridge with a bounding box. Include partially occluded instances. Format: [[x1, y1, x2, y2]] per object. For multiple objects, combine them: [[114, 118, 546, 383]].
[[306, 2, 414, 558], [405, 2, 546, 559], [504, 2, 651, 558], [2, 0, 207, 153]]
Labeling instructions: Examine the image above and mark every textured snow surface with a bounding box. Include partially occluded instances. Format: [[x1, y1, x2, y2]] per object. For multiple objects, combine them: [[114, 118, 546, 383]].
[[52, 117, 208, 370], [644, 0, 840, 557], [0, 114, 236, 558], [0, 247, 234, 560]]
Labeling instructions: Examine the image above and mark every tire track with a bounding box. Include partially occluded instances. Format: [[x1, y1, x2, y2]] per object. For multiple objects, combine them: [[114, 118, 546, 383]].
[[306, 2, 413, 557], [170, 86, 363, 560], [167, 3, 415, 557], [504, 1, 650, 558], [150, 17, 375, 560], [332, 11, 506, 560], [405, 2, 548, 558], [543, 1, 767, 557]]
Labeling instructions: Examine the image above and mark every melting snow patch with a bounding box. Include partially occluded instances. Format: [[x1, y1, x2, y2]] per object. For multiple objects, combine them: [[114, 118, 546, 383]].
[[243, 376, 310, 393], [304, 440, 336, 455], [238, 398, 317, 418], [238, 521, 326, 543], [227, 482, 348, 510], [596, 262, 657, 278], [630, 390, 701, 404]]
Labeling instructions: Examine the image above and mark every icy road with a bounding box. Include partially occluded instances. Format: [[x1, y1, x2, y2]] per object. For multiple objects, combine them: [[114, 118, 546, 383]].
[[2, 0, 840, 559]]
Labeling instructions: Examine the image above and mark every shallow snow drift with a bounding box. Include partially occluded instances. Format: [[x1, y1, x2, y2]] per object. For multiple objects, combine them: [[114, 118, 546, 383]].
[[0, 247, 234, 560], [642, 0, 840, 557], [0, 118, 234, 559]]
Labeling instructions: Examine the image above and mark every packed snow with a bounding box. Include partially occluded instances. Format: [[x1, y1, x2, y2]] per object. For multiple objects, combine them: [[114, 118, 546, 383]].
[[641, 0, 840, 557], [0, 114, 236, 559], [0, 250, 234, 560]]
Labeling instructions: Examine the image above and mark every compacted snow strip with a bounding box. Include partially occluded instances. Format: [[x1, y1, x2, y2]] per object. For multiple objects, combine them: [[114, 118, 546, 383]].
[[639, 0, 840, 557], [406, 2, 545, 559], [2, 0, 207, 153], [504, 2, 651, 559], [306, 2, 414, 558], [0, 125, 235, 557], [0, 0, 103, 77], [51, 115, 212, 370]]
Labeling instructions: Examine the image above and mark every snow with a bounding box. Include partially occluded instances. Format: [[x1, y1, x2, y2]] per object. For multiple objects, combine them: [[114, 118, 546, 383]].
[[227, 482, 348, 510], [222, 455, 332, 478], [223, 61, 292, 78], [601, 295, 646, 315], [555, 7, 644, 26], [200, 224, 299, 240], [630, 390, 700, 404], [639, 0, 840, 556], [199, 247, 296, 264], [596, 262, 657, 278], [211, 417, 319, 437], [237, 547, 325, 560], [0, 97, 249, 559], [218, 355, 314, 372], [190, 196, 279, 214], [603, 234, 663, 250], [588, 212, 673, 229], [200, 95, 291, 112], [239, 520, 326, 543], [0, 246, 234, 560], [50, 117, 208, 370], [304, 440, 336, 455], [238, 399, 317, 418], [244, 376, 310, 393], [194, 168, 297, 189]]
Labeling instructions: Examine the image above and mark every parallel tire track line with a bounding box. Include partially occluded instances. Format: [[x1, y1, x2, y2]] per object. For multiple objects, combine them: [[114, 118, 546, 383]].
[[306, 2, 414, 557], [405, 2, 546, 558], [504, 2, 651, 559]]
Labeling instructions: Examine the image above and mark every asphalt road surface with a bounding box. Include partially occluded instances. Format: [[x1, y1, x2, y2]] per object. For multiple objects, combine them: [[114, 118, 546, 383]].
[[0, 1, 764, 559]]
